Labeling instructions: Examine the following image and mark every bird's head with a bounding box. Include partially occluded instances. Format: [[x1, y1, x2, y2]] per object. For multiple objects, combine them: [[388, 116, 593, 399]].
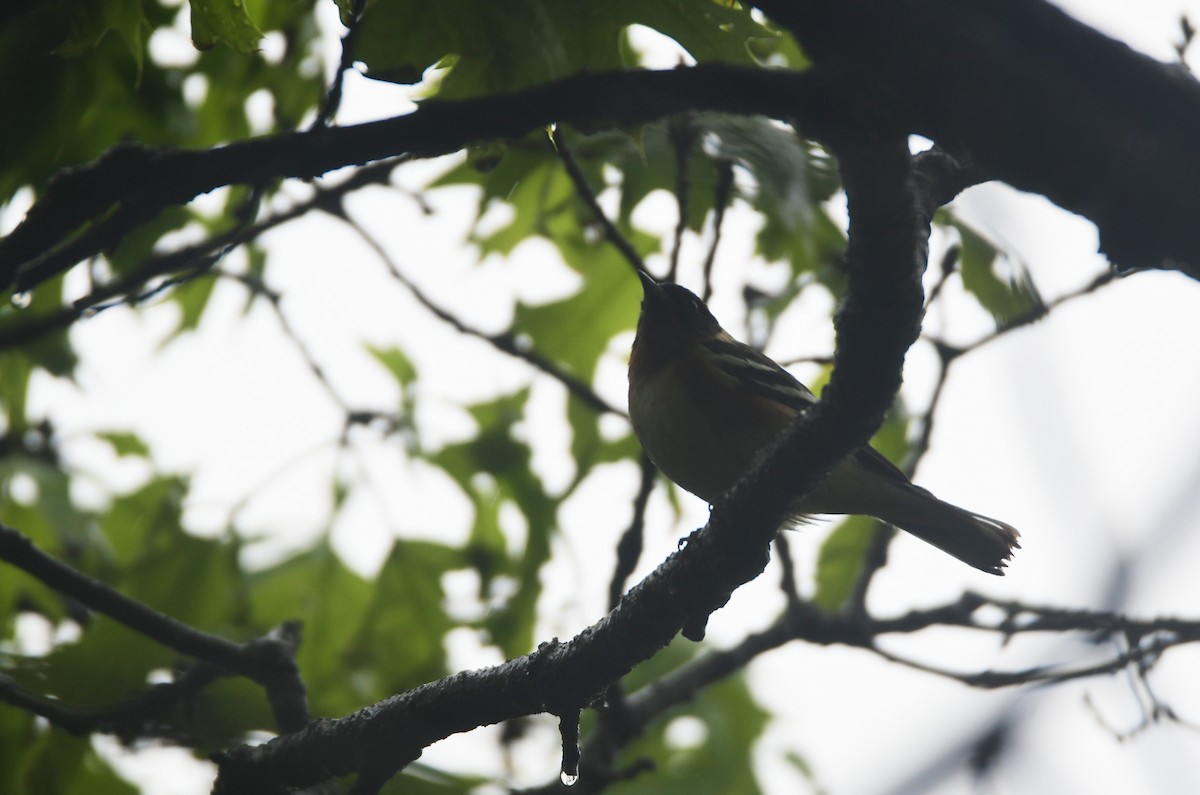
[[631, 271, 723, 371], [636, 270, 721, 338]]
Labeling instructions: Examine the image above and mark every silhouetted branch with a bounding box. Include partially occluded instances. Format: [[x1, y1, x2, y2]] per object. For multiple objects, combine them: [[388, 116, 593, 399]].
[[337, 207, 624, 417], [551, 127, 648, 277], [0, 524, 311, 734]]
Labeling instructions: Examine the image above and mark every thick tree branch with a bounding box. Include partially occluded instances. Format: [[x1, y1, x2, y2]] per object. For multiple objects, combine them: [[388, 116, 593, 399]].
[[0, 66, 826, 295], [751, 0, 1200, 274], [213, 131, 923, 794], [10, 10, 1200, 296]]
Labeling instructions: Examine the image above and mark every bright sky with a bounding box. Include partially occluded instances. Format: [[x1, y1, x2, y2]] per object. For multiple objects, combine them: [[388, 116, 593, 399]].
[[13, 2, 1200, 793]]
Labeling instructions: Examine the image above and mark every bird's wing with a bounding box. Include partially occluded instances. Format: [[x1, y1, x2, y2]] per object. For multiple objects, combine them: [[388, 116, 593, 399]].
[[700, 335, 817, 413], [852, 445, 924, 489], [703, 334, 921, 490]]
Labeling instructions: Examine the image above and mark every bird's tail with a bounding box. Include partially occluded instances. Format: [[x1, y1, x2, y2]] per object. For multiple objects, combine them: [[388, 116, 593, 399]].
[[884, 491, 1021, 575]]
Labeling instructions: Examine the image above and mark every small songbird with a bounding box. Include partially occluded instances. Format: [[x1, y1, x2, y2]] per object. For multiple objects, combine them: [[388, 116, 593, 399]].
[[627, 271, 1020, 575]]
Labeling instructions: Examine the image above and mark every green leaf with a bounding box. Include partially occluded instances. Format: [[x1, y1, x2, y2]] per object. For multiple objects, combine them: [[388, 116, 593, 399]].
[[945, 215, 1043, 324], [0, 708, 37, 795], [20, 732, 136, 795], [167, 271, 219, 336], [0, 348, 34, 432], [0, 455, 101, 573], [95, 431, 150, 459], [52, 0, 148, 75], [0, 277, 79, 387], [811, 410, 909, 612], [811, 514, 877, 612], [380, 762, 489, 795], [100, 475, 189, 566], [352, 0, 582, 91], [249, 541, 377, 716], [367, 344, 419, 389], [187, 676, 275, 749], [189, 0, 263, 53], [17, 617, 168, 708], [122, 531, 241, 631], [512, 266, 641, 381], [565, 395, 639, 490], [351, 541, 462, 691], [632, 0, 774, 68], [430, 390, 561, 655], [352, 0, 770, 95], [614, 639, 770, 795]]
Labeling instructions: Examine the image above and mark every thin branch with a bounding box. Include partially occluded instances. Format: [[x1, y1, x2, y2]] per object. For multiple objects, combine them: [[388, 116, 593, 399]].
[[5, 66, 844, 294], [0, 159, 404, 352], [773, 533, 802, 611], [700, 158, 735, 303], [219, 270, 352, 412], [925, 242, 961, 308], [338, 210, 624, 417], [512, 584, 1200, 794], [608, 454, 658, 611], [936, 270, 1119, 361], [551, 127, 647, 277], [313, 0, 368, 129], [666, 115, 699, 283], [0, 524, 311, 734]]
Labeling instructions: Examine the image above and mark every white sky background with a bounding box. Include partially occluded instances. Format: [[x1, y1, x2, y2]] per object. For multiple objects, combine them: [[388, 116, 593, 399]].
[[9, 1, 1200, 793]]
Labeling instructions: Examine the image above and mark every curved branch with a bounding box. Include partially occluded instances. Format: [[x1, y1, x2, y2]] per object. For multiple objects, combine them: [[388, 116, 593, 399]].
[[212, 130, 924, 794], [750, 0, 1200, 273]]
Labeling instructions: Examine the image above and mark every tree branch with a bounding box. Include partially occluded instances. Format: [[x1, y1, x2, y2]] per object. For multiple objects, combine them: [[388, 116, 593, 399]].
[[750, 0, 1200, 273], [0, 524, 311, 734], [0, 66, 826, 295], [212, 128, 924, 794], [11, 12, 1200, 297]]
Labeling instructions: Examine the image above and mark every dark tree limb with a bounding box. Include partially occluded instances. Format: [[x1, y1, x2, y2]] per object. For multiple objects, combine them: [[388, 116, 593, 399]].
[[0, 524, 311, 734], [750, 0, 1200, 274], [9, 6, 1200, 296], [211, 129, 923, 794], [0, 66, 826, 295]]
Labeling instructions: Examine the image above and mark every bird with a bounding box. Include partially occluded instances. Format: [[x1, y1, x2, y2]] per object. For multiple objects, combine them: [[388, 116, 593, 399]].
[[627, 270, 1020, 575]]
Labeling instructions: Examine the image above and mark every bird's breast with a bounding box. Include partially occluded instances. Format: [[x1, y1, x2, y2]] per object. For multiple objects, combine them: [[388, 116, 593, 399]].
[[629, 350, 794, 503]]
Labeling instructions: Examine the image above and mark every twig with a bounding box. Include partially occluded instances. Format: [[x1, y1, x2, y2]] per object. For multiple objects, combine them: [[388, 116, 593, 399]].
[[773, 533, 802, 611], [700, 159, 735, 303], [0, 524, 312, 734], [338, 210, 624, 416], [667, 115, 699, 283], [551, 127, 648, 277], [934, 270, 1119, 362], [219, 270, 352, 412], [313, 0, 368, 128], [0, 159, 404, 352], [607, 454, 657, 611]]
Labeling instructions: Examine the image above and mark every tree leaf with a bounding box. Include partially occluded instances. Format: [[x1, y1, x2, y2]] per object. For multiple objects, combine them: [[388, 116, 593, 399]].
[[512, 266, 640, 381], [616, 639, 769, 795], [96, 431, 151, 458], [811, 514, 876, 613], [367, 344, 419, 389], [352, 0, 769, 95], [189, 0, 264, 53], [945, 214, 1044, 325]]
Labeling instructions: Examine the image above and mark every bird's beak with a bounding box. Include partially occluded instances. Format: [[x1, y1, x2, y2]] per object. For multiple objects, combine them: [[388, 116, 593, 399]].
[[636, 270, 664, 306]]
